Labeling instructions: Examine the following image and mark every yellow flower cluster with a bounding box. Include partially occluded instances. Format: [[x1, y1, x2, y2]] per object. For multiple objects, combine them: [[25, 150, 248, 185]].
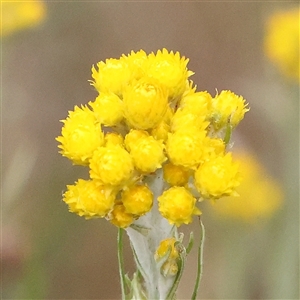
[[264, 7, 300, 83], [1, 0, 46, 37], [57, 49, 249, 227], [211, 152, 283, 223]]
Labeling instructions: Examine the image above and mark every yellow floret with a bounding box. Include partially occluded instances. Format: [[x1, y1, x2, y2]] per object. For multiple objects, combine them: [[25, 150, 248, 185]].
[[124, 129, 149, 152], [56, 105, 104, 165], [158, 186, 201, 226], [123, 78, 168, 130], [147, 48, 193, 101], [210, 90, 249, 129], [105, 132, 124, 147], [151, 121, 170, 142], [121, 184, 153, 216], [180, 91, 212, 117], [130, 136, 167, 173], [194, 153, 241, 199], [166, 130, 207, 169], [163, 163, 190, 186], [91, 57, 131, 96], [202, 137, 226, 160], [170, 107, 209, 133], [63, 179, 115, 219], [109, 203, 134, 228], [90, 145, 134, 186], [122, 49, 148, 80], [89, 93, 123, 126]]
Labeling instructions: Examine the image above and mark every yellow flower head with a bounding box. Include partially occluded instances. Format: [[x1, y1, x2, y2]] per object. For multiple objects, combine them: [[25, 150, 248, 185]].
[[109, 203, 134, 228], [166, 130, 207, 169], [56, 105, 104, 165], [130, 135, 166, 173], [211, 152, 283, 223], [151, 121, 170, 142], [104, 132, 124, 147], [147, 49, 193, 101], [158, 187, 202, 226], [63, 179, 115, 219], [1, 0, 46, 37], [194, 153, 241, 199], [180, 91, 212, 117], [203, 137, 226, 159], [91, 57, 131, 96], [123, 78, 168, 130], [163, 162, 190, 186], [122, 50, 148, 80], [89, 93, 123, 126], [210, 90, 249, 129], [264, 7, 300, 82], [124, 129, 149, 152], [171, 107, 209, 133], [90, 145, 134, 186], [121, 184, 153, 216]]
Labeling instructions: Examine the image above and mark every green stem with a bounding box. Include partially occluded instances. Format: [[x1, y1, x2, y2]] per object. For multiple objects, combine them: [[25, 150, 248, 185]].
[[191, 218, 205, 300], [223, 123, 232, 146], [118, 228, 126, 300], [166, 243, 186, 300]]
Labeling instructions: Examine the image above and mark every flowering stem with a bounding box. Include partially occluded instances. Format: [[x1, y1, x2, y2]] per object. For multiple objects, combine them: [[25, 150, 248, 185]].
[[191, 217, 205, 300], [117, 228, 127, 300]]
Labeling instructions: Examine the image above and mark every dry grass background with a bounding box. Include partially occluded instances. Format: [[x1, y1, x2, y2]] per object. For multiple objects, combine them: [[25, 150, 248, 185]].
[[2, 1, 299, 299]]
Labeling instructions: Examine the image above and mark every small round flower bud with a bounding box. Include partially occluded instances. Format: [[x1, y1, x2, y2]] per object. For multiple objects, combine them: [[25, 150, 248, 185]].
[[194, 153, 241, 199], [109, 203, 134, 228], [166, 130, 206, 169], [130, 136, 166, 173], [123, 78, 168, 130], [151, 121, 170, 142], [163, 162, 190, 186], [180, 91, 212, 117], [210, 90, 249, 129], [56, 105, 104, 166], [122, 50, 148, 80], [124, 129, 149, 152], [91, 57, 131, 96], [90, 145, 134, 186], [171, 107, 209, 133], [121, 184, 153, 216], [105, 132, 124, 147], [158, 186, 201, 226], [89, 93, 123, 127], [63, 179, 115, 219], [204, 137, 226, 159], [147, 48, 193, 101]]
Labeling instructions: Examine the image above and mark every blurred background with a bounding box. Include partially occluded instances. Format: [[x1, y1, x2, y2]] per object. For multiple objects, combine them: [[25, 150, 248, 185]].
[[2, 1, 299, 299]]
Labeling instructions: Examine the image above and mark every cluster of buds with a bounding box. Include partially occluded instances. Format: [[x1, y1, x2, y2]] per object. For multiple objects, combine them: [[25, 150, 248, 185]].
[[57, 49, 249, 228]]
